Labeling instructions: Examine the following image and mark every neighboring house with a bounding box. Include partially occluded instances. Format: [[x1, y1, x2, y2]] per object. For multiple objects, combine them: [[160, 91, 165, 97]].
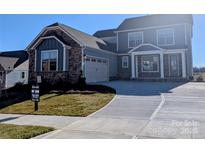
[[0, 50, 28, 89], [25, 14, 193, 84]]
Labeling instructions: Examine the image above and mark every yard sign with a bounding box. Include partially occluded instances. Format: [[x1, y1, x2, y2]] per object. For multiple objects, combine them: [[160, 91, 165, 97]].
[[31, 85, 40, 111]]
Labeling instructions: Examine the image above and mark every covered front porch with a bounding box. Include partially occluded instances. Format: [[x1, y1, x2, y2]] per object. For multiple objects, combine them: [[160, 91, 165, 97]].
[[130, 44, 187, 80]]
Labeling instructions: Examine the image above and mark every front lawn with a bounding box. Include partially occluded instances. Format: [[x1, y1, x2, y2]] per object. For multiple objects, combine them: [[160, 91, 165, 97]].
[[0, 93, 115, 117], [0, 124, 54, 139]]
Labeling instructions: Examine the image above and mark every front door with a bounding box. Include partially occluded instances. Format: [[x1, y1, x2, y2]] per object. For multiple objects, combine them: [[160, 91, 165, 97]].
[[169, 54, 179, 77]]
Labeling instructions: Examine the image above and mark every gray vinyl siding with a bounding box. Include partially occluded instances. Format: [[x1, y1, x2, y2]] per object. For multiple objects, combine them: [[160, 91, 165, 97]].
[[84, 48, 118, 78], [117, 24, 187, 53], [117, 55, 131, 79], [35, 38, 64, 72]]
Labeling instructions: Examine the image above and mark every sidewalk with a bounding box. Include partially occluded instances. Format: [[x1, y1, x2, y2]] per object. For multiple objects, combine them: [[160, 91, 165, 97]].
[[0, 114, 81, 129]]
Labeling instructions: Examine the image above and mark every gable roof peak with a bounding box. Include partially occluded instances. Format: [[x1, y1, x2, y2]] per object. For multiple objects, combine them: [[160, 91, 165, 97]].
[[128, 43, 164, 53], [27, 22, 116, 52], [47, 22, 62, 27]]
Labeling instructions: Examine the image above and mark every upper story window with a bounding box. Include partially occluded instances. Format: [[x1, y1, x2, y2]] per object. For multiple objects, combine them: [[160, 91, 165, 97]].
[[128, 32, 143, 48], [41, 50, 58, 72], [122, 56, 129, 68], [157, 29, 175, 46]]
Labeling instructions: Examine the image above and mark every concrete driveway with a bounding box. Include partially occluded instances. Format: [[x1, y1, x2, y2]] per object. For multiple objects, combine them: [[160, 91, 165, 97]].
[[35, 81, 205, 139]]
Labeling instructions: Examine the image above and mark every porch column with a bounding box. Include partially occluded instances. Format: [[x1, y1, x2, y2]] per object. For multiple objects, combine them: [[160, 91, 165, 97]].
[[131, 53, 135, 78], [160, 53, 164, 78], [182, 51, 186, 78], [135, 55, 138, 78]]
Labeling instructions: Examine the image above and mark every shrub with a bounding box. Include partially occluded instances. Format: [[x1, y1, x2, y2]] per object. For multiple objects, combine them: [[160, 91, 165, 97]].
[[39, 80, 52, 94], [30, 70, 89, 93], [0, 83, 31, 106], [38, 79, 72, 93], [76, 77, 86, 90], [9, 82, 31, 93], [75, 70, 86, 90], [189, 76, 194, 80], [53, 79, 72, 91], [86, 85, 116, 94]]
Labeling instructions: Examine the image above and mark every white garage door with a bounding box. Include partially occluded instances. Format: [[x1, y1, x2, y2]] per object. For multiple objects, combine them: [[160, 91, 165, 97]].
[[85, 57, 109, 83]]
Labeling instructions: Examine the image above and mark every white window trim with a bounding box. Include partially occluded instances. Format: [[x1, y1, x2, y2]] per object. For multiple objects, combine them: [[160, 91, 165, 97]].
[[21, 72, 25, 79], [141, 55, 159, 73], [40, 50, 58, 72], [157, 28, 175, 46], [122, 56, 129, 68], [128, 43, 164, 53], [128, 31, 144, 48], [33, 36, 71, 72]]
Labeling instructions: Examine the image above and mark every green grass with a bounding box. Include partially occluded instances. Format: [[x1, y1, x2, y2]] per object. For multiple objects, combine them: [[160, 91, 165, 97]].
[[0, 124, 54, 139], [0, 93, 115, 117]]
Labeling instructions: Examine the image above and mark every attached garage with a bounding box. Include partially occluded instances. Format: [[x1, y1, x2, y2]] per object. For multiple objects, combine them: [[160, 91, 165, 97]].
[[85, 56, 109, 83]]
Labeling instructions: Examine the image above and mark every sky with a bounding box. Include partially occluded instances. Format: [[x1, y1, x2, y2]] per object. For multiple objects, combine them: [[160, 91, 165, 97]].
[[0, 14, 204, 67]]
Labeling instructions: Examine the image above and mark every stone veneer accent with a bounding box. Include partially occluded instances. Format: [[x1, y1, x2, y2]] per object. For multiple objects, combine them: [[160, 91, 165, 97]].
[[0, 64, 5, 90], [28, 28, 82, 84], [0, 71, 6, 90]]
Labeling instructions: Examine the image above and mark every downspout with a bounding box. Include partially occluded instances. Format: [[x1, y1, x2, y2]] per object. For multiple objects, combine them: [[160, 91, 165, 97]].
[[81, 46, 86, 77]]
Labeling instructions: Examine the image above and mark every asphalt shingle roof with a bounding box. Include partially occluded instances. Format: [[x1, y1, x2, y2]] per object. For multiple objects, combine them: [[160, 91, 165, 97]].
[[93, 29, 116, 38], [0, 56, 19, 70], [117, 14, 193, 31], [0, 50, 28, 69], [47, 23, 117, 52]]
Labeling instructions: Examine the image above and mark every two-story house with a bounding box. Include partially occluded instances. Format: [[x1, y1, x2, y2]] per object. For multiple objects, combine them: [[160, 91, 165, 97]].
[[26, 14, 193, 84]]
